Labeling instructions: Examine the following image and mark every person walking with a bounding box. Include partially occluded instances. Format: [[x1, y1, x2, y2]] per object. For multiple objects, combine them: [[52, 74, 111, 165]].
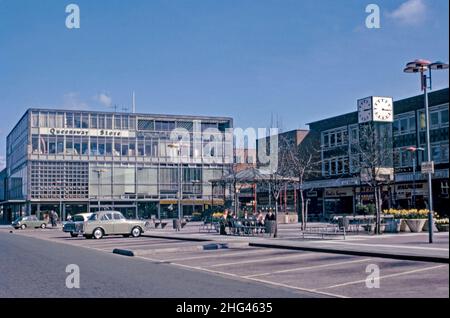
[[51, 210, 58, 227]]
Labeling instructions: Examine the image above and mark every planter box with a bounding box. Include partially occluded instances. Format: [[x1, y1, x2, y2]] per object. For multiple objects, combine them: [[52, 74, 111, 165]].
[[385, 219, 401, 233], [436, 224, 449, 232], [405, 219, 426, 233], [423, 220, 439, 233], [400, 219, 411, 232]]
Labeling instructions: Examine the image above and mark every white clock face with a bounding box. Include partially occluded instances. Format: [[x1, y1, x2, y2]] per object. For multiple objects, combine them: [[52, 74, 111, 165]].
[[373, 97, 393, 122], [358, 97, 372, 123]]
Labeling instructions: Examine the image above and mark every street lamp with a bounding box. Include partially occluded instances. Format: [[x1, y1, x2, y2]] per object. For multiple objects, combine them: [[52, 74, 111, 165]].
[[93, 169, 106, 212], [191, 179, 201, 215], [56, 180, 64, 221], [405, 146, 425, 209], [168, 143, 182, 220], [404, 59, 449, 243]]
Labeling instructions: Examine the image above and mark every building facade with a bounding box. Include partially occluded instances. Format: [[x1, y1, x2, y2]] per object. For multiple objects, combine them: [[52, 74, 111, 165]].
[[304, 88, 449, 218], [1, 109, 233, 222]]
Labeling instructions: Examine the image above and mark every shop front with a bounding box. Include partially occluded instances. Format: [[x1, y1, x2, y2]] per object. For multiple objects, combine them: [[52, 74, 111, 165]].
[[323, 187, 354, 217], [394, 183, 428, 210]]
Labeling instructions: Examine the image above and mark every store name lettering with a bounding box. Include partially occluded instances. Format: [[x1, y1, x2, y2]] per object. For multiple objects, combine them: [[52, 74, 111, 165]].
[[49, 128, 122, 137]]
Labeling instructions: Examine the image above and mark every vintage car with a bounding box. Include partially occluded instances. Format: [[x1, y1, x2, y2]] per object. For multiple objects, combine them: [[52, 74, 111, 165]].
[[63, 213, 92, 237], [83, 211, 149, 239], [12, 215, 47, 230]]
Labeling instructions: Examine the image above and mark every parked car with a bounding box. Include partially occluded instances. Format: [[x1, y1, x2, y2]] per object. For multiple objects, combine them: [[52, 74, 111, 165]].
[[63, 213, 92, 237], [12, 215, 47, 230], [83, 211, 150, 239]]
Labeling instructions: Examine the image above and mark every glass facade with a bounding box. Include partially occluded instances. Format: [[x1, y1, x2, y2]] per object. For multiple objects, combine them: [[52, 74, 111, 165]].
[[3, 109, 233, 221]]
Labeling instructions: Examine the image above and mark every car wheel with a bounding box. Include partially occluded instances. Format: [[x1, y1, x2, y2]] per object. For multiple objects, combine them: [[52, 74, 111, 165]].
[[131, 227, 141, 238], [93, 228, 104, 239], [40, 223, 46, 229], [20, 224, 26, 230], [70, 233, 78, 238]]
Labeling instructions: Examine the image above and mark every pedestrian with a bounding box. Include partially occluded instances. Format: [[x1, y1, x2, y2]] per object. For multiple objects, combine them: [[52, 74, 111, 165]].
[[49, 211, 54, 226], [66, 214, 72, 222], [219, 210, 228, 235], [51, 210, 58, 227]]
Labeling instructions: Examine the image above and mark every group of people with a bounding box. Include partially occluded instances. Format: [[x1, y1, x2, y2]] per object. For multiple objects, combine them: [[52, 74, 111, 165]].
[[43, 210, 59, 227], [219, 208, 276, 235]]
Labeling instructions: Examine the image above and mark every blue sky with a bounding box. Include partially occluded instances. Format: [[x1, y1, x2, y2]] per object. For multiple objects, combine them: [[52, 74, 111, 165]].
[[0, 0, 449, 167]]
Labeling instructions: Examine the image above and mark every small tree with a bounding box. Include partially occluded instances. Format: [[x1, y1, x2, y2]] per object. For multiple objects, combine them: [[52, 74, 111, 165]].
[[281, 132, 322, 230], [353, 123, 394, 234]]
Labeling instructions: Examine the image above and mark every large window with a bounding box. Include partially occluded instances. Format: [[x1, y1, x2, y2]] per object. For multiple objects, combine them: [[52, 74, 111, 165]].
[[66, 113, 74, 128], [32, 135, 39, 153], [322, 127, 348, 149], [419, 106, 449, 130], [393, 114, 415, 135], [32, 112, 39, 127], [56, 112, 64, 128], [40, 112, 48, 127], [74, 113, 81, 128], [90, 139, 98, 155], [90, 114, 98, 128], [82, 113, 89, 128], [322, 156, 349, 176]]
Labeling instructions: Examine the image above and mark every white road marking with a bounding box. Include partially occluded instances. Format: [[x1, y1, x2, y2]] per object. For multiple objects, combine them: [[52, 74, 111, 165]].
[[322, 241, 449, 251], [162, 249, 275, 262], [245, 258, 372, 278], [207, 252, 316, 268], [168, 261, 347, 298], [317, 264, 447, 290]]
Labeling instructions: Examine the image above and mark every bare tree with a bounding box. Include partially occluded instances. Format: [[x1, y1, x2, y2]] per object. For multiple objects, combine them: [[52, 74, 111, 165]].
[[282, 131, 322, 230], [353, 123, 394, 234]]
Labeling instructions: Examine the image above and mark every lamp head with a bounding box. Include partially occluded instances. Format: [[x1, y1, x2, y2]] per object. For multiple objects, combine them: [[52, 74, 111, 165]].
[[429, 61, 449, 70]]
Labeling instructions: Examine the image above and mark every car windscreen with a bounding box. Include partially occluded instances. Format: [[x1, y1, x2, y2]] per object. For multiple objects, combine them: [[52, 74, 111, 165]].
[[73, 215, 85, 222]]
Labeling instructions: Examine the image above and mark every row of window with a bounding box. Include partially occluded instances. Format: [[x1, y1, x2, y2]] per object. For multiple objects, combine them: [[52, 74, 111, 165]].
[[393, 108, 449, 136], [31, 135, 229, 158], [31, 111, 228, 132], [322, 157, 349, 177], [395, 143, 450, 167], [322, 128, 348, 149]]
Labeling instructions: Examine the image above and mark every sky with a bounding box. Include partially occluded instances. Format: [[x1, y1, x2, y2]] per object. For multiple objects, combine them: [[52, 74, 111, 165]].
[[0, 0, 449, 168]]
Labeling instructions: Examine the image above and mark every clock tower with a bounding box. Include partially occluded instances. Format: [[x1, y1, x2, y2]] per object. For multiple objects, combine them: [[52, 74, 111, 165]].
[[358, 96, 393, 123], [356, 95, 394, 183]]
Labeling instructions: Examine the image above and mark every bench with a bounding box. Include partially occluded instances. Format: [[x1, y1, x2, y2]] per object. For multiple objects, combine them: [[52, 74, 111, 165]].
[[301, 224, 346, 240], [199, 221, 220, 233], [228, 220, 270, 237]]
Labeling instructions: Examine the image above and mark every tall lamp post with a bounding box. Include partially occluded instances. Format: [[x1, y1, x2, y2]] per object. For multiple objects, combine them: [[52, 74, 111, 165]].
[[403, 59, 449, 243], [405, 147, 424, 208], [56, 180, 63, 221], [168, 143, 182, 220], [93, 169, 106, 212]]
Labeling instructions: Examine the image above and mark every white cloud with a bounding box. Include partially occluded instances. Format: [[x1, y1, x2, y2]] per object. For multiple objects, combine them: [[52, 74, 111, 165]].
[[94, 92, 112, 107], [388, 0, 427, 25], [63, 92, 89, 110]]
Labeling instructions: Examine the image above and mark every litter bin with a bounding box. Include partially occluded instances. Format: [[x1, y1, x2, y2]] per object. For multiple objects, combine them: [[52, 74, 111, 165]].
[[173, 219, 181, 231]]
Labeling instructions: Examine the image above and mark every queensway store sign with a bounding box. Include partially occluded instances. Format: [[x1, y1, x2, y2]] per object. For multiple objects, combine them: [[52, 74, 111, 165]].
[[39, 128, 134, 137]]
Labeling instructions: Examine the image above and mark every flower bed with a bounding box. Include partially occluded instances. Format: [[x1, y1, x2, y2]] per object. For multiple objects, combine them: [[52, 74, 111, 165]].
[[383, 209, 435, 233], [436, 218, 449, 232]]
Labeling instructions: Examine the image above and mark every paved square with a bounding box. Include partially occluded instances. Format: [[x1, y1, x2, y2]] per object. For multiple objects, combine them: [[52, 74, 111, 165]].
[[3, 227, 448, 298]]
